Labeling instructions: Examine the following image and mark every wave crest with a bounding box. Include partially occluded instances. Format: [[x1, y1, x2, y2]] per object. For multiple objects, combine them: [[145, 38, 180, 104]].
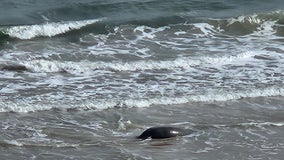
[[15, 51, 256, 73], [1, 86, 283, 112], [207, 10, 284, 36], [1, 19, 103, 39]]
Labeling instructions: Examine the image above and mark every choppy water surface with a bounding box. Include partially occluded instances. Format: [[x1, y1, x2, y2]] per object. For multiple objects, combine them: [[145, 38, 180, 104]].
[[1, 98, 284, 159], [0, 0, 284, 159]]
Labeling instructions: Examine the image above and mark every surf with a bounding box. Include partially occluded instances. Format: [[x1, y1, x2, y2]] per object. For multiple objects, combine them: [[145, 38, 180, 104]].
[[0, 18, 104, 40]]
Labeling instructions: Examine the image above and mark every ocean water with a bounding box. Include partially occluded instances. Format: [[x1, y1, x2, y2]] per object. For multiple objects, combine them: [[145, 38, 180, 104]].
[[0, 0, 284, 159]]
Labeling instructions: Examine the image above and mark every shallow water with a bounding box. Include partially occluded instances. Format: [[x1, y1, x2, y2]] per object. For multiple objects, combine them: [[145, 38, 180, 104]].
[[1, 0, 284, 159], [1, 97, 284, 159]]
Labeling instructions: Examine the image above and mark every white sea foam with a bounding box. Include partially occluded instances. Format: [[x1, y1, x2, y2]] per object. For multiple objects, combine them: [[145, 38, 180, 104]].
[[227, 10, 284, 26], [20, 51, 259, 73], [2, 138, 79, 148], [192, 23, 216, 35], [119, 87, 284, 108], [21, 58, 199, 73], [201, 51, 256, 66], [23, 59, 65, 73], [1, 86, 284, 112], [227, 14, 262, 25], [226, 13, 279, 37], [174, 31, 187, 35], [239, 122, 284, 127], [3, 19, 103, 39], [134, 26, 169, 39], [3, 139, 24, 146], [252, 20, 277, 36]]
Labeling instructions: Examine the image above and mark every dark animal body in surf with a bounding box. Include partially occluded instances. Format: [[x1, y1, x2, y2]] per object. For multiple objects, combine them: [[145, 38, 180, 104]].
[[136, 126, 192, 140]]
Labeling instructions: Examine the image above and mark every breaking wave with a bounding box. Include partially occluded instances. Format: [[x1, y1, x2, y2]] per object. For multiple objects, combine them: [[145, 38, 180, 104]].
[[208, 10, 284, 36], [1, 86, 284, 112], [0, 18, 104, 40], [1, 10, 284, 41], [9, 51, 257, 73]]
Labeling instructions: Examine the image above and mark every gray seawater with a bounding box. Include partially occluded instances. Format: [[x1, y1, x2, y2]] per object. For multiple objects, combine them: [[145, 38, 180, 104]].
[[1, 0, 284, 159]]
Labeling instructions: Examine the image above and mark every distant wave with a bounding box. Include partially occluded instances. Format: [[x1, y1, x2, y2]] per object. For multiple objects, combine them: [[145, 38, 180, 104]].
[[207, 10, 284, 36], [1, 10, 283, 41], [0, 18, 104, 40]]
